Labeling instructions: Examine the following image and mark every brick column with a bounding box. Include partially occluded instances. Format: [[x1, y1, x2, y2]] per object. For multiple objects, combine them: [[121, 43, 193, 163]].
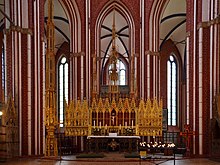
[[0, 32, 3, 102]]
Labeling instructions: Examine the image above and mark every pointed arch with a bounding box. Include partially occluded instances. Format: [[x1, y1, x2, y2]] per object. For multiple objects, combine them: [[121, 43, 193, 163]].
[[160, 39, 183, 129], [95, 1, 135, 54], [58, 0, 81, 53], [57, 0, 82, 100], [95, 1, 135, 88], [149, 0, 169, 52]]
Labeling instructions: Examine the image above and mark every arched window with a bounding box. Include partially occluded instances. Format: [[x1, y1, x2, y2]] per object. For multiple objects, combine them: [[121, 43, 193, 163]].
[[167, 55, 177, 126], [58, 56, 68, 127], [108, 59, 126, 85]]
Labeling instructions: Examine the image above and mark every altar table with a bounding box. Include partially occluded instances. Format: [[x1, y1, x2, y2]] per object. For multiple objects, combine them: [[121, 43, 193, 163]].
[[87, 135, 140, 153]]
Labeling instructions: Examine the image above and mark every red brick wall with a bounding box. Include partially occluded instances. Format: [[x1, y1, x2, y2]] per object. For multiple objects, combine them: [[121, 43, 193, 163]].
[[6, 32, 12, 97], [28, 0, 35, 155], [195, 0, 202, 155], [75, 0, 85, 99], [21, 33, 28, 155], [144, 0, 168, 98], [39, 0, 45, 155], [160, 39, 183, 124], [75, 0, 86, 98], [186, 0, 195, 154], [75, 0, 85, 52], [0, 31, 3, 103], [202, 27, 210, 156], [144, 0, 154, 99]]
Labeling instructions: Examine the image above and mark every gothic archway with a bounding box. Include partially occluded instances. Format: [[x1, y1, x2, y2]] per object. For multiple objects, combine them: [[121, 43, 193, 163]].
[[94, 1, 135, 95]]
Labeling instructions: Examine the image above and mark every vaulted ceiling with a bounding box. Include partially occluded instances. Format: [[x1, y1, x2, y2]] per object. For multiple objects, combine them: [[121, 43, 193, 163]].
[[0, 0, 4, 30], [100, 10, 130, 68], [44, 0, 70, 54], [45, 0, 186, 58], [160, 0, 186, 58]]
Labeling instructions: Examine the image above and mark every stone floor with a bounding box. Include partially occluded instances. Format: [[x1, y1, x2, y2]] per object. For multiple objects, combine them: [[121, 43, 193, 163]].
[[1, 153, 220, 165]]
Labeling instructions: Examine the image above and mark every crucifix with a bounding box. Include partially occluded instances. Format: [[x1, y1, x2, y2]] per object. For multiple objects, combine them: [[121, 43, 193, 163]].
[[111, 109, 116, 126], [180, 124, 195, 155]]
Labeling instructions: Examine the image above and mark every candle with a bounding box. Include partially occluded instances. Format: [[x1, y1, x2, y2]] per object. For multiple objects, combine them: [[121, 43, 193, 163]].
[[131, 120, 133, 129], [119, 124, 121, 130], [93, 120, 95, 129], [125, 122, 127, 129], [105, 124, 107, 130], [99, 121, 101, 129]]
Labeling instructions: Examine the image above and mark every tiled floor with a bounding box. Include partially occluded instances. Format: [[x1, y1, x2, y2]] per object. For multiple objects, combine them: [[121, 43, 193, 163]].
[[1, 153, 220, 165]]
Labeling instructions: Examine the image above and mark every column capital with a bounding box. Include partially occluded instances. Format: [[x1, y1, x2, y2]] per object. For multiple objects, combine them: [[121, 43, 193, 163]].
[[70, 51, 85, 58], [197, 16, 220, 30], [5, 25, 33, 35], [145, 50, 160, 57]]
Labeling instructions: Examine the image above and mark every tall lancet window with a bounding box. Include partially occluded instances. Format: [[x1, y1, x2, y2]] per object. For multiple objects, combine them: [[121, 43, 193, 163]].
[[167, 55, 177, 126], [58, 56, 68, 127], [108, 59, 126, 85]]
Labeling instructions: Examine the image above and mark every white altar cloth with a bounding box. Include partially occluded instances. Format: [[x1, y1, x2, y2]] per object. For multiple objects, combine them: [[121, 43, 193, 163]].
[[87, 135, 140, 139]]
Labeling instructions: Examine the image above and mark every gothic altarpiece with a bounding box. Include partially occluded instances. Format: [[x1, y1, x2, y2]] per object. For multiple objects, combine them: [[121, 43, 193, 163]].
[[63, 10, 163, 153]]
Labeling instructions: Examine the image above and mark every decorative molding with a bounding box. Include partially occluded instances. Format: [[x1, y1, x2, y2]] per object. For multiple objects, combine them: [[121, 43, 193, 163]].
[[70, 51, 85, 57], [197, 16, 220, 30], [145, 50, 160, 57], [197, 22, 210, 29], [186, 31, 190, 37], [5, 25, 33, 35]]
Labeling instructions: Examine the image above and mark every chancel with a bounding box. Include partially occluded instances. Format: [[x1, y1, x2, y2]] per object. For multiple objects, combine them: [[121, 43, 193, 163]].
[[0, 0, 220, 164], [64, 11, 163, 153]]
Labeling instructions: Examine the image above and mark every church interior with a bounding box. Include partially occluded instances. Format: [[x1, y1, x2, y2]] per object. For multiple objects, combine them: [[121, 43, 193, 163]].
[[0, 0, 220, 164]]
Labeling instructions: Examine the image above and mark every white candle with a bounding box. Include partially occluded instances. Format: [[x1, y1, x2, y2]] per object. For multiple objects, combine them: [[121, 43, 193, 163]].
[[132, 120, 133, 129], [125, 122, 127, 129], [99, 121, 101, 129], [93, 120, 95, 128], [105, 124, 107, 130], [119, 124, 121, 130]]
